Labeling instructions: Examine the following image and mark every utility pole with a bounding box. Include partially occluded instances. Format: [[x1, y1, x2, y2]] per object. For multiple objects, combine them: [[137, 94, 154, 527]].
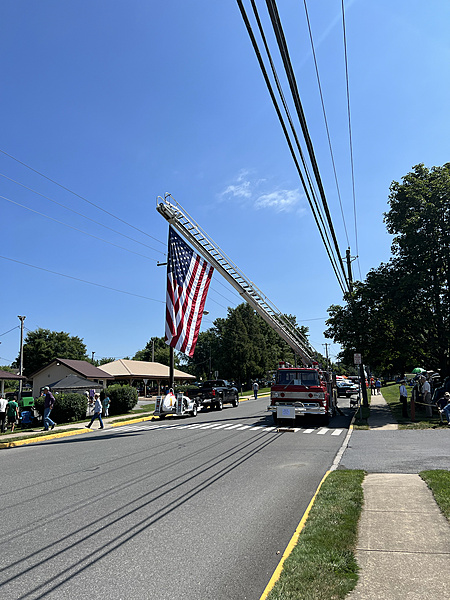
[[152, 339, 155, 362], [346, 248, 353, 295], [18, 316, 26, 399], [322, 343, 330, 371]]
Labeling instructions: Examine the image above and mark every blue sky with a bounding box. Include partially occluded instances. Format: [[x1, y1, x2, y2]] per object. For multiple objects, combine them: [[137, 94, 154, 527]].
[[1, 1, 449, 368]]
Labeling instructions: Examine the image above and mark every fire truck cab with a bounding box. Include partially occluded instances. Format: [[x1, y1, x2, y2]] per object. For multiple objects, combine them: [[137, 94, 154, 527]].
[[268, 362, 337, 426]]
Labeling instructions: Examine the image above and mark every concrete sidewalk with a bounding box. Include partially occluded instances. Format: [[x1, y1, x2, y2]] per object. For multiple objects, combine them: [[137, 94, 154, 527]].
[[367, 391, 398, 429], [347, 473, 450, 599]]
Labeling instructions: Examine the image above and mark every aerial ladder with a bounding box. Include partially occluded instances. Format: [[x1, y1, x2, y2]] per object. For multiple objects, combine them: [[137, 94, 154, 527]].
[[156, 194, 314, 364]]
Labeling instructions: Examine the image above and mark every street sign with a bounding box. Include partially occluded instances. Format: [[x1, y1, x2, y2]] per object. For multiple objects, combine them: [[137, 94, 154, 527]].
[[354, 353, 362, 365]]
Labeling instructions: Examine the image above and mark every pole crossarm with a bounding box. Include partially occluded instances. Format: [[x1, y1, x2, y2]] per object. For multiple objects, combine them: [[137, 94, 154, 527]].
[[156, 195, 314, 364]]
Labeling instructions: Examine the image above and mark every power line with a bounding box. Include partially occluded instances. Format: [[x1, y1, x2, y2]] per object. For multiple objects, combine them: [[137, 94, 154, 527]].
[[303, 0, 350, 248], [0, 148, 166, 247], [236, 0, 347, 293], [0, 172, 166, 256], [0, 194, 160, 262], [340, 0, 361, 280], [264, 0, 350, 291], [0, 255, 165, 303]]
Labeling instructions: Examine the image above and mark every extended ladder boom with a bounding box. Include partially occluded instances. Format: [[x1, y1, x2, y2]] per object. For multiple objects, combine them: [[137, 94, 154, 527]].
[[156, 196, 314, 364]]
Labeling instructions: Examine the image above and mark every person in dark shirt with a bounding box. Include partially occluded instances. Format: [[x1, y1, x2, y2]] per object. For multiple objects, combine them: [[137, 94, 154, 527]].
[[42, 386, 56, 431]]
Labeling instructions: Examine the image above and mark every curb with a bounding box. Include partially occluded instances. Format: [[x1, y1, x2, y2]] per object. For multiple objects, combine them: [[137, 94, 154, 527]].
[[259, 471, 331, 600]]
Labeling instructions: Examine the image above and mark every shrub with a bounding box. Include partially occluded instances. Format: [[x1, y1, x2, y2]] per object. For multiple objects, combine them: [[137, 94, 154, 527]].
[[35, 393, 88, 423], [106, 384, 138, 415]]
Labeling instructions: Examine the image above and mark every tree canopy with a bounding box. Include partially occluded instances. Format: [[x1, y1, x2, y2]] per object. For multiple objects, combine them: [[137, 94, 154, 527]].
[[325, 163, 450, 375], [14, 328, 88, 376]]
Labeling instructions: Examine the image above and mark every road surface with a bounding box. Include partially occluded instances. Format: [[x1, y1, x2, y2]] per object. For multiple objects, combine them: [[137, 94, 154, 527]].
[[0, 398, 352, 600]]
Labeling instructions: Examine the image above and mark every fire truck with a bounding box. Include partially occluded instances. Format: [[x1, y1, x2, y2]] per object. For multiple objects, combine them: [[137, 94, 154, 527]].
[[268, 362, 337, 426]]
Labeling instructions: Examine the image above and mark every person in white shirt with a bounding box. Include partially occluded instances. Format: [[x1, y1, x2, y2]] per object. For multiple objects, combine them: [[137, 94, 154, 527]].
[[85, 394, 104, 429], [421, 377, 432, 417], [0, 396, 8, 434], [253, 381, 259, 400], [399, 381, 408, 418]]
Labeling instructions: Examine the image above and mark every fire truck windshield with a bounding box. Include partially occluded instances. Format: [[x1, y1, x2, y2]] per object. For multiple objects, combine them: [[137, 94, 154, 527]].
[[277, 370, 321, 387]]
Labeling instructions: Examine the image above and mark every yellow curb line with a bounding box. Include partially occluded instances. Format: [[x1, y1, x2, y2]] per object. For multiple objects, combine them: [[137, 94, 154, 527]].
[[259, 470, 331, 600], [0, 427, 91, 449]]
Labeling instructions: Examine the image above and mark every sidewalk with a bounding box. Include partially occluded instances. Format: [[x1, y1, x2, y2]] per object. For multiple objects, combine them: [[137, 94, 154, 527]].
[[347, 473, 450, 599], [346, 392, 450, 599], [367, 390, 398, 429]]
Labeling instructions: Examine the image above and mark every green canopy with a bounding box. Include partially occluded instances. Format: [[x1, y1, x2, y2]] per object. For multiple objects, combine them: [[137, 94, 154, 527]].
[[411, 368, 426, 374]]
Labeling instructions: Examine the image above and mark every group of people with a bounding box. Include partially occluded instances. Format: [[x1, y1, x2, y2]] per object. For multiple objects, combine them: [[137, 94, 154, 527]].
[[0, 387, 112, 435], [0, 394, 20, 433], [398, 374, 450, 423], [370, 378, 382, 395]]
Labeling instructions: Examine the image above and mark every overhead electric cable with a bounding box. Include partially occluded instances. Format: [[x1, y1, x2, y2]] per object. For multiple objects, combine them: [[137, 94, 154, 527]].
[[340, 0, 361, 280], [0, 255, 166, 303], [0, 148, 166, 247], [265, 0, 350, 291], [247, 0, 345, 288], [0, 172, 166, 256], [303, 0, 350, 248], [0, 194, 159, 262], [235, 0, 346, 293], [0, 326, 19, 337]]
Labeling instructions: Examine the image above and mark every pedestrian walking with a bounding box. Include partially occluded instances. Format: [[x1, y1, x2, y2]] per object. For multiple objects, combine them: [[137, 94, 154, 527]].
[[421, 376, 432, 417], [6, 395, 19, 433], [253, 381, 259, 400], [0, 395, 7, 433], [399, 380, 408, 418], [375, 379, 381, 395], [102, 394, 110, 417], [85, 394, 104, 429], [441, 392, 450, 426], [42, 386, 57, 431]]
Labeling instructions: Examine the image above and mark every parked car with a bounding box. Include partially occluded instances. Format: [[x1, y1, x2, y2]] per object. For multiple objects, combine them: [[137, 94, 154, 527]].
[[336, 381, 359, 397]]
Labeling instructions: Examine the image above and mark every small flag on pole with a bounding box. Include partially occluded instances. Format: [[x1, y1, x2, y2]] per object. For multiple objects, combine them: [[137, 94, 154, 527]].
[[165, 226, 214, 357]]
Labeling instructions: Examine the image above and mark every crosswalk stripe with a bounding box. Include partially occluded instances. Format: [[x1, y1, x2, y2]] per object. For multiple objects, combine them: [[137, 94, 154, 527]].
[[111, 421, 345, 436]]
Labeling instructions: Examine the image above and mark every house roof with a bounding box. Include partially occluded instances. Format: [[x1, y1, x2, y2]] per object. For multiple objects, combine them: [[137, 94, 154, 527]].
[[98, 359, 195, 380], [48, 374, 104, 390], [0, 369, 26, 380], [28, 358, 114, 380]]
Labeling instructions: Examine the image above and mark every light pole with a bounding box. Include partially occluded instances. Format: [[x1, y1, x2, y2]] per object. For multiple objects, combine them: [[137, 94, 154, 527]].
[[18, 316, 26, 399]]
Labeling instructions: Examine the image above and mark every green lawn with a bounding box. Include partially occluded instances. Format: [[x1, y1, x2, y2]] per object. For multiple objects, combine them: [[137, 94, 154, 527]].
[[267, 470, 365, 600], [420, 470, 450, 520]]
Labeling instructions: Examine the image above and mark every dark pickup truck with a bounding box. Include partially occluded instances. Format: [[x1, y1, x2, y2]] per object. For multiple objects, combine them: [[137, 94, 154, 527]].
[[188, 380, 239, 411]]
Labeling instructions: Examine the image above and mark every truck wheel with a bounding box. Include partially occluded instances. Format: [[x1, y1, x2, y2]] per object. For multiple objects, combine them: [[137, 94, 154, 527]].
[[216, 399, 223, 411], [232, 394, 239, 407], [159, 414, 166, 420], [272, 412, 278, 426]]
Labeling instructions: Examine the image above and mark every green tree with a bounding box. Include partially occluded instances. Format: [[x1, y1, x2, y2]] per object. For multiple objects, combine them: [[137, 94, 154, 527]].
[[133, 336, 180, 367], [14, 328, 88, 377], [325, 163, 450, 375]]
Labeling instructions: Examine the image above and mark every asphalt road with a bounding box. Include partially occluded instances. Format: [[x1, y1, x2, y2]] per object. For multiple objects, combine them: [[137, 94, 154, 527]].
[[0, 398, 352, 600], [340, 429, 450, 473]]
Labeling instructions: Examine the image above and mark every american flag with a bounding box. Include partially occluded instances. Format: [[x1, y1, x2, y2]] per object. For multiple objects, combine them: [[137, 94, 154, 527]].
[[165, 226, 214, 357]]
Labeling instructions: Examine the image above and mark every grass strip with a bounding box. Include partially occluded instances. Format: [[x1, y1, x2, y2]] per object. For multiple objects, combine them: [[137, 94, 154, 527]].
[[420, 470, 450, 521], [267, 470, 365, 600]]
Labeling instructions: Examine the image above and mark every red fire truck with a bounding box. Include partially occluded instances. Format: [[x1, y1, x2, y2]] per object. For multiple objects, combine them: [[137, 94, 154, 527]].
[[268, 362, 337, 426]]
